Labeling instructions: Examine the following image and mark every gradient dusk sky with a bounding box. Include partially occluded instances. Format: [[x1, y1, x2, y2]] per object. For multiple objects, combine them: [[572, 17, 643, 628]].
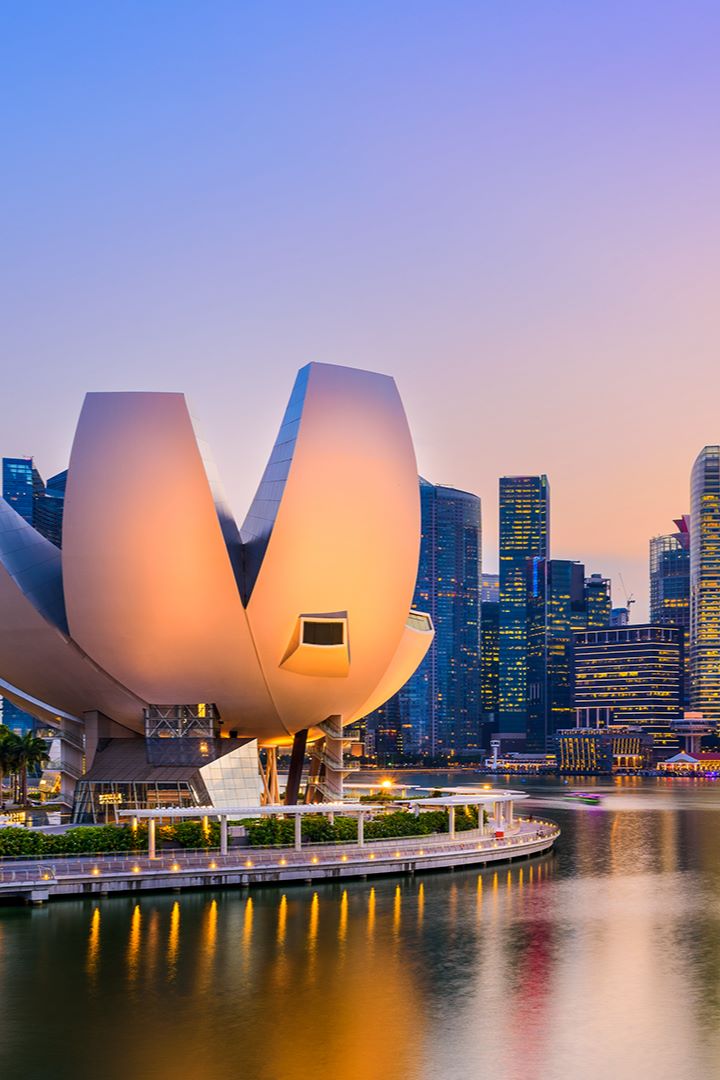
[[2, 2, 720, 617]]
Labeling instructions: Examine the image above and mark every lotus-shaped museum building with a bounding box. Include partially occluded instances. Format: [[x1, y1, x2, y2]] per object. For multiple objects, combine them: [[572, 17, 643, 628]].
[[0, 363, 432, 818]]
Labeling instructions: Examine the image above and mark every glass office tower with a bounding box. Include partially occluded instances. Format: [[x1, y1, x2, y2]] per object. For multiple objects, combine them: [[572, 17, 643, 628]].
[[2, 457, 36, 522], [430, 484, 482, 755], [690, 447, 720, 725], [34, 470, 67, 548], [498, 475, 549, 746], [1, 458, 67, 734], [364, 478, 482, 760], [527, 558, 586, 750], [480, 600, 499, 721], [2, 458, 66, 546], [585, 573, 612, 630], [650, 516, 690, 708]]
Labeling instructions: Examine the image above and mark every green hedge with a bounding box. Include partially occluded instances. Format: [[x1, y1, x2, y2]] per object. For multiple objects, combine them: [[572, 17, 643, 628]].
[[246, 806, 480, 847], [0, 820, 222, 858], [159, 820, 220, 849], [0, 825, 148, 858], [0, 806, 484, 857]]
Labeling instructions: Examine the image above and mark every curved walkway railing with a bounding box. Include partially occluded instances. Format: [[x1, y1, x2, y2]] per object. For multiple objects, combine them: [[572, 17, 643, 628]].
[[0, 819, 560, 887]]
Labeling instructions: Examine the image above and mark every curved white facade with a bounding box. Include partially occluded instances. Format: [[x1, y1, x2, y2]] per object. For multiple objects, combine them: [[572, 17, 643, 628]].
[[0, 363, 433, 743]]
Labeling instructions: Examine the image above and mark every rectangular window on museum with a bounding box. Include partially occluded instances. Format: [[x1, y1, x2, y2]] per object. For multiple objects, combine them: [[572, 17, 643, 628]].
[[302, 620, 345, 646]]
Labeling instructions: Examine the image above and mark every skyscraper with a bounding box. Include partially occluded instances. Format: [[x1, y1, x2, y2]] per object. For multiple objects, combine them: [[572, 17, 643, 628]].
[[1, 458, 67, 734], [650, 516, 690, 707], [690, 446, 720, 725], [526, 558, 586, 750], [34, 470, 67, 548], [480, 599, 499, 722], [584, 573, 612, 630], [364, 478, 482, 759], [498, 474, 549, 746], [2, 457, 36, 523]]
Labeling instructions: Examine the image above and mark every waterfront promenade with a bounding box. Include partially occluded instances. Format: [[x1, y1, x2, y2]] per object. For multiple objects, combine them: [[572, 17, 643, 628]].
[[0, 815, 559, 904]]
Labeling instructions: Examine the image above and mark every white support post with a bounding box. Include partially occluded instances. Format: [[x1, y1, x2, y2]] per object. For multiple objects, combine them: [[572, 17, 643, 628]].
[[358, 811, 365, 847], [220, 815, 228, 856], [494, 801, 501, 828], [148, 818, 156, 860], [328, 811, 335, 825], [507, 800, 514, 827], [478, 804, 486, 836], [294, 813, 302, 851], [448, 805, 456, 840]]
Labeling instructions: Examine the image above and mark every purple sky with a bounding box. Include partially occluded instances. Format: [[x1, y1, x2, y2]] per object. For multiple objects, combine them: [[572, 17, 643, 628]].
[[2, 2, 720, 618]]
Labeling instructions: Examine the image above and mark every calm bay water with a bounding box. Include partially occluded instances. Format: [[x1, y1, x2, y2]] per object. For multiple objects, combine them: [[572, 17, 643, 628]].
[[3, 774, 720, 1080]]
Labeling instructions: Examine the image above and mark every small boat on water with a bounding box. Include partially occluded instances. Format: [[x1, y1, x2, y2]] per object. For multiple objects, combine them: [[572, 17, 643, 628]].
[[563, 791, 602, 805]]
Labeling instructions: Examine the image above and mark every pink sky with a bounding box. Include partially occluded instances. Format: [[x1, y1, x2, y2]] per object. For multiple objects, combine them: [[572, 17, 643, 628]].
[[3, 3, 719, 619]]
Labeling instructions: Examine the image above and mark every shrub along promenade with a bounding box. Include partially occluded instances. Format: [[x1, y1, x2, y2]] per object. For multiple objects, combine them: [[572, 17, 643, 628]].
[[0, 792, 560, 904]]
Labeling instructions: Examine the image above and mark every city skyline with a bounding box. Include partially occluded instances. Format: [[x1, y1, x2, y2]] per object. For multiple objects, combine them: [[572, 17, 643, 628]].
[[3, 426, 714, 624], [3, 3, 720, 620]]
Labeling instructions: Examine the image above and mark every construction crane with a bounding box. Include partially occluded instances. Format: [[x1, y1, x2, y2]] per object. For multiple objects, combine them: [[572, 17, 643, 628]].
[[617, 573, 636, 620]]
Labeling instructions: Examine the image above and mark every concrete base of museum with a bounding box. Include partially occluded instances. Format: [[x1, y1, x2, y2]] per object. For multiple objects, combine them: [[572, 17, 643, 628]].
[[0, 819, 559, 904]]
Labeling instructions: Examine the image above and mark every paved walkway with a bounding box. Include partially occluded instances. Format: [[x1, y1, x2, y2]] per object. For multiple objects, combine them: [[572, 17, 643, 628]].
[[0, 818, 559, 901]]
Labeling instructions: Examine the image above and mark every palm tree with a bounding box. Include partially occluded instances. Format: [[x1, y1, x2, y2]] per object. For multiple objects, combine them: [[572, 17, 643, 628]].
[[11, 733, 50, 806], [0, 725, 11, 809]]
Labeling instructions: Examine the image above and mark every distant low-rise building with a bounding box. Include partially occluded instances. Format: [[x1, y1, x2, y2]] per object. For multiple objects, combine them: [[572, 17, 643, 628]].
[[556, 726, 653, 773], [658, 751, 720, 776]]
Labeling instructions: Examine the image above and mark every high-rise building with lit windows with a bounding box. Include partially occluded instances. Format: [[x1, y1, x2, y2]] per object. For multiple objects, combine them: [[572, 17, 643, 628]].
[[650, 516, 690, 707], [365, 478, 482, 759], [2, 457, 36, 523], [585, 573, 612, 630], [527, 558, 586, 750], [480, 600, 499, 721], [1, 457, 66, 735], [498, 474, 549, 745], [690, 447, 720, 725], [573, 624, 683, 754]]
